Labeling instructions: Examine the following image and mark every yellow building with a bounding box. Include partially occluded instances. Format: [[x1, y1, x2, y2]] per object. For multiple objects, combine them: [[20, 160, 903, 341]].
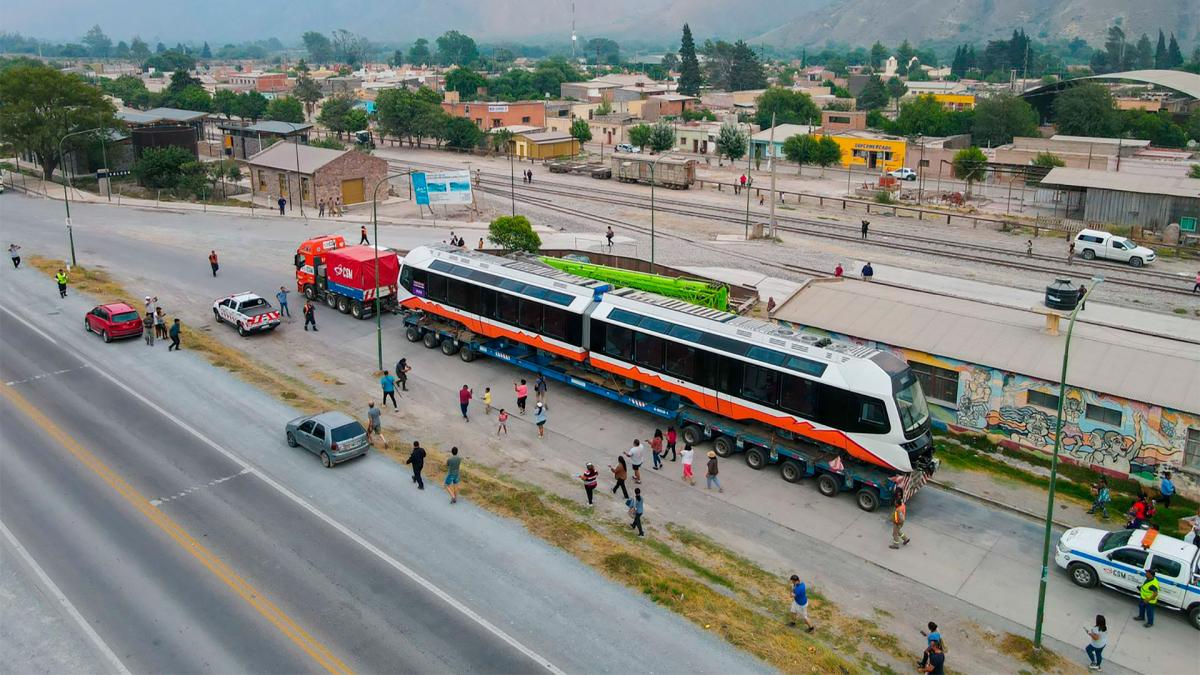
[[512, 131, 580, 159], [932, 93, 975, 111], [827, 132, 908, 171]]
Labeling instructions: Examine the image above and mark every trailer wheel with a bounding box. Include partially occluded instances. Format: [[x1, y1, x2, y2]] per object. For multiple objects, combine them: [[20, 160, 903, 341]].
[[324, 292, 338, 309], [405, 326, 422, 342], [780, 460, 804, 483], [422, 331, 440, 349], [855, 486, 880, 512], [440, 338, 460, 355], [459, 347, 476, 363], [713, 436, 734, 457], [336, 296, 351, 314], [744, 447, 766, 470], [350, 301, 364, 319], [816, 473, 840, 497], [303, 285, 316, 300], [680, 424, 704, 445]]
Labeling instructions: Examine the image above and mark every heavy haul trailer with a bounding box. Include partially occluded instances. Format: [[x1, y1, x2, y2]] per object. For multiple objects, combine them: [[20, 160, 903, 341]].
[[400, 310, 928, 510]]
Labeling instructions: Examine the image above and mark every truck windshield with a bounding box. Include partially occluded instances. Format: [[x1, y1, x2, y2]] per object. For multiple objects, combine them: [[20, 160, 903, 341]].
[[1098, 529, 1133, 552], [895, 379, 929, 435]]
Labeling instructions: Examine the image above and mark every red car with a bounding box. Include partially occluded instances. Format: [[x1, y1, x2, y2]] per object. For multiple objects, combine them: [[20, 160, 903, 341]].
[[84, 302, 144, 342]]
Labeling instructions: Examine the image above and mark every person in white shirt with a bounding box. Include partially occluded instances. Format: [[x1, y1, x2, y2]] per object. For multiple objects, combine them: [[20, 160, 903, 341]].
[[1084, 615, 1107, 671], [680, 443, 695, 485], [625, 440, 645, 483]]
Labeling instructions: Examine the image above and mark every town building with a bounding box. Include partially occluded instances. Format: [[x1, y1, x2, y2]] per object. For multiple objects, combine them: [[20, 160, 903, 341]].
[[511, 130, 580, 159], [441, 100, 547, 130], [930, 93, 975, 110], [117, 107, 209, 160], [826, 130, 909, 172], [219, 121, 313, 160], [242, 142, 388, 209], [993, 135, 1151, 171], [820, 110, 867, 133], [750, 124, 818, 158], [1039, 167, 1200, 230], [700, 89, 766, 111], [641, 93, 698, 121], [227, 72, 291, 93]]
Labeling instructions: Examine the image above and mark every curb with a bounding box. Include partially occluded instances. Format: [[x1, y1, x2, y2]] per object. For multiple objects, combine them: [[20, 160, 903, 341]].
[[929, 479, 1076, 529]]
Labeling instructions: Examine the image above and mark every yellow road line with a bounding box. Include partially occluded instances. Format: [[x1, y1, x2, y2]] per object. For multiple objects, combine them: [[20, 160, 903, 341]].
[[0, 383, 354, 675]]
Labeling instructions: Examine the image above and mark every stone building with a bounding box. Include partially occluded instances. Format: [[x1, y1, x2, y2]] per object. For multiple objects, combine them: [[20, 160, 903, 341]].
[[242, 142, 388, 209]]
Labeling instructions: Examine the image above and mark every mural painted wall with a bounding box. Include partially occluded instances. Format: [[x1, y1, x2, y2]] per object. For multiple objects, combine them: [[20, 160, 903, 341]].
[[778, 321, 1200, 492]]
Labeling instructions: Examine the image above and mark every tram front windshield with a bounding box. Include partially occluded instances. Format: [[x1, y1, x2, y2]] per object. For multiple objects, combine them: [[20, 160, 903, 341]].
[[895, 378, 930, 436]]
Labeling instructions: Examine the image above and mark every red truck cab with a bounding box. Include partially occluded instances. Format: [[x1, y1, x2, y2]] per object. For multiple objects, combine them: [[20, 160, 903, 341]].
[[296, 235, 347, 295]]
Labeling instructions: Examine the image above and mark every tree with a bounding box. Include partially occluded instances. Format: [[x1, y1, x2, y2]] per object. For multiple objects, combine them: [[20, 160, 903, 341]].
[[1134, 34, 1154, 70], [488, 215, 540, 253], [212, 89, 239, 119], [869, 41, 888, 69], [317, 96, 355, 137], [856, 75, 889, 111], [302, 31, 333, 63], [714, 122, 747, 163], [585, 38, 620, 66], [730, 40, 766, 90], [1124, 110, 1188, 148], [488, 128, 514, 154], [0, 63, 119, 179], [166, 70, 201, 96], [266, 96, 304, 123], [1032, 152, 1065, 168], [235, 91, 268, 122], [292, 73, 322, 119], [890, 94, 950, 136], [1103, 24, 1128, 73], [754, 87, 819, 129], [170, 86, 211, 112], [375, 87, 441, 146], [594, 100, 613, 116], [130, 36, 150, 61], [331, 29, 369, 68], [82, 25, 112, 57], [569, 118, 592, 144], [885, 76, 908, 110], [99, 75, 155, 108], [200, 42, 212, 59], [407, 38, 432, 66], [813, 136, 843, 176], [436, 30, 479, 66], [677, 24, 702, 96], [1188, 109, 1200, 143], [155, 42, 166, 54], [113, 41, 130, 58], [972, 93, 1039, 146], [445, 66, 486, 99], [1166, 34, 1184, 68], [627, 123, 652, 150], [895, 40, 915, 74], [310, 137, 345, 150], [782, 133, 818, 174], [144, 50, 195, 73], [444, 117, 483, 150], [1189, 164, 1200, 179], [1053, 83, 1121, 137], [951, 147, 988, 198], [647, 121, 675, 153], [132, 145, 196, 189], [1154, 30, 1167, 69]]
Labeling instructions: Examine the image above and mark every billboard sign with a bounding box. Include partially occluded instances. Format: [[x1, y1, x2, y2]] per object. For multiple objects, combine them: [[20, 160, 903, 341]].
[[411, 170, 473, 206]]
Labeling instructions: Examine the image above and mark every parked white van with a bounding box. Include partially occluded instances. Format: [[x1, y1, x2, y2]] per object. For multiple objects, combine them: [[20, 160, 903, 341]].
[[1056, 526, 1200, 628], [1073, 228, 1156, 267]]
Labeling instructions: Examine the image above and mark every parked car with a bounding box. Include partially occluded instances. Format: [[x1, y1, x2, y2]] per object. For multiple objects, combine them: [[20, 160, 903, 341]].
[[615, 144, 641, 154], [1056, 526, 1200, 629], [285, 411, 370, 467], [213, 291, 281, 336], [888, 168, 917, 181], [84, 303, 143, 343], [1074, 228, 1156, 267]]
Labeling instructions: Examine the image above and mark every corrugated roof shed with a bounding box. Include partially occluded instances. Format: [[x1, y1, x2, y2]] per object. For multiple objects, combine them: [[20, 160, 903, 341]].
[[245, 121, 313, 134], [141, 107, 209, 122], [1041, 167, 1200, 199], [772, 281, 1200, 413], [243, 142, 346, 174]]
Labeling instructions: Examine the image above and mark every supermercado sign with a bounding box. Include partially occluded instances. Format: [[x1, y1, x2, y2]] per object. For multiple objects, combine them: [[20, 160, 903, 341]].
[[411, 170, 473, 205]]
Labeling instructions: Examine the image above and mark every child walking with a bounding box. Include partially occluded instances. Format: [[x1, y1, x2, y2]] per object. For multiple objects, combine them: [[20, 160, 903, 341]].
[[496, 408, 509, 435]]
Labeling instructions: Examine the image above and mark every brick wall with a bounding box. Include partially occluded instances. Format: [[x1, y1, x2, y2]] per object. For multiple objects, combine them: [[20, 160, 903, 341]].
[[247, 150, 387, 208]]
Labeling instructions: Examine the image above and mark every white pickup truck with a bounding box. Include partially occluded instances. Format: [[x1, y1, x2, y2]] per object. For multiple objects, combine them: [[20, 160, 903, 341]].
[[212, 292, 281, 337], [1074, 228, 1156, 267]]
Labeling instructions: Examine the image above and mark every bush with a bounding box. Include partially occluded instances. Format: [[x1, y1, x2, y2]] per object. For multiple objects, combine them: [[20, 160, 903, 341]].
[[132, 146, 198, 189], [310, 137, 346, 150], [874, 190, 895, 204], [487, 215, 540, 253]]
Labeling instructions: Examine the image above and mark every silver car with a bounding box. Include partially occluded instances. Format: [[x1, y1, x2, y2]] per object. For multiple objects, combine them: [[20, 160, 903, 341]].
[[285, 411, 370, 467]]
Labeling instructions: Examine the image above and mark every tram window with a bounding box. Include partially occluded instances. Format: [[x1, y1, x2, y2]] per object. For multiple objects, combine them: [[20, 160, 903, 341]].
[[496, 293, 519, 323], [779, 375, 817, 418], [426, 273, 448, 302], [816, 385, 851, 429], [543, 306, 569, 341], [669, 324, 704, 343], [604, 324, 634, 360], [693, 350, 721, 389], [719, 357, 744, 395], [518, 300, 544, 332], [859, 397, 890, 432], [641, 316, 672, 334], [742, 363, 781, 406], [701, 333, 750, 357], [590, 319, 607, 352], [784, 355, 827, 377], [664, 340, 695, 380], [609, 308, 643, 327], [447, 279, 474, 310], [747, 346, 786, 367], [634, 332, 665, 370], [479, 288, 497, 318], [500, 278, 525, 294], [400, 266, 414, 290]]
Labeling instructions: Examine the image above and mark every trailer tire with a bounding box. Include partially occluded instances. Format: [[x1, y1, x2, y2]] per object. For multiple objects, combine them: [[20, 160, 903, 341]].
[[459, 347, 476, 363], [816, 473, 840, 497], [680, 424, 704, 445], [745, 447, 766, 470], [855, 486, 880, 512], [350, 301, 364, 319], [713, 436, 735, 457], [303, 285, 316, 300], [422, 331, 440, 349], [337, 296, 351, 314], [440, 338, 460, 355], [324, 292, 338, 309], [405, 326, 423, 342], [780, 460, 804, 483]]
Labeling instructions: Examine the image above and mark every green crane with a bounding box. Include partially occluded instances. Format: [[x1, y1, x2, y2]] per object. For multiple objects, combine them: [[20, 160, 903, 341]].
[[540, 257, 729, 311]]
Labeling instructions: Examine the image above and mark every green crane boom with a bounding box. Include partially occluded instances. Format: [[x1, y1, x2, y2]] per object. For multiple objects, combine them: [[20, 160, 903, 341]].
[[540, 257, 729, 311]]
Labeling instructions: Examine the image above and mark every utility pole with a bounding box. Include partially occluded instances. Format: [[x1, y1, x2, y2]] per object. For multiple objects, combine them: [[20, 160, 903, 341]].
[[768, 112, 777, 237]]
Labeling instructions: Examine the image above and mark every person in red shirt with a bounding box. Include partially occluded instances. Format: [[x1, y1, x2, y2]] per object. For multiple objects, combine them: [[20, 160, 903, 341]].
[[578, 463, 599, 506], [458, 384, 473, 421], [665, 426, 678, 461], [514, 379, 528, 414], [1126, 495, 1148, 529], [834, 263, 844, 278]]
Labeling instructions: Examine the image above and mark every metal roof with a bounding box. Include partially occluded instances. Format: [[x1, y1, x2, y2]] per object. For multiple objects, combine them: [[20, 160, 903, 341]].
[[751, 124, 817, 142], [1023, 69, 1200, 101], [243, 142, 347, 174], [1049, 135, 1151, 147], [519, 131, 575, 143], [1041, 167, 1200, 199], [141, 107, 209, 122], [116, 110, 163, 125], [771, 282, 1200, 414], [245, 121, 313, 135]]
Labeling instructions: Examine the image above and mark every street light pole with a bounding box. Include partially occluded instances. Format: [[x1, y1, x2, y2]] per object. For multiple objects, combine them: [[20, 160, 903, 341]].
[[57, 127, 105, 267], [371, 169, 414, 372], [649, 152, 684, 272], [280, 121, 306, 217], [509, 144, 516, 216], [1032, 276, 1103, 650]]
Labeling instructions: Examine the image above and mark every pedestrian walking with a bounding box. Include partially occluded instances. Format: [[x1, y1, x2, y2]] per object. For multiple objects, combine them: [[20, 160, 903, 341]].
[[625, 440, 645, 483], [862, 262, 874, 281], [303, 300, 317, 331], [1135, 570, 1159, 627], [767, 296, 776, 313], [1026, 239, 1033, 257], [527, 169, 533, 184], [705, 451, 723, 492], [154, 307, 167, 340], [1068, 241, 1076, 265], [681, 443, 695, 485], [144, 295, 154, 315], [787, 574, 815, 632], [605, 226, 614, 248], [406, 440, 426, 489], [533, 402, 547, 437], [394, 357, 410, 391], [890, 490, 910, 549], [917, 640, 945, 674], [1084, 615, 1107, 670], [168, 318, 181, 351], [208, 250, 219, 277], [366, 402, 387, 447], [1076, 285, 1087, 311], [1125, 494, 1149, 529], [1193, 270, 1199, 294], [514, 379, 528, 414], [332, 196, 341, 216], [739, 174, 746, 194], [626, 488, 644, 536], [534, 374, 548, 407], [610, 456, 630, 499], [477, 237, 485, 250], [650, 429, 664, 470], [1087, 477, 1111, 519], [444, 447, 462, 504], [55, 268, 68, 297], [380, 370, 398, 411], [142, 312, 155, 345], [459, 384, 473, 421], [1157, 471, 1175, 508], [276, 286, 291, 319], [496, 408, 509, 435], [665, 426, 677, 461], [861, 219, 870, 239], [917, 622, 942, 668], [277, 196, 286, 215], [578, 463, 599, 506], [834, 262, 844, 278], [318, 198, 326, 217], [360, 225, 370, 245], [482, 386, 492, 414], [8, 243, 21, 269], [759, 194, 764, 206]]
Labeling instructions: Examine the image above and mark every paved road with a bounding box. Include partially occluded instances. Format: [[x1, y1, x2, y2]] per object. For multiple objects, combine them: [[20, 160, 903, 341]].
[[0, 205, 767, 673]]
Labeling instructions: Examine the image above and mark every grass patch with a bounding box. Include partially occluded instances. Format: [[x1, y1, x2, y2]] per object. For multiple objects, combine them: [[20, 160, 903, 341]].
[[1173, 308, 1188, 315], [996, 632, 1066, 672]]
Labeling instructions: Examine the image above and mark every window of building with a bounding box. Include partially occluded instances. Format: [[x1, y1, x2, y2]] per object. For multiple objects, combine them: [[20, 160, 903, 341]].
[[1184, 428, 1200, 469], [257, 170, 267, 191], [829, 115, 850, 124], [1085, 404, 1122, 427], [521, 116, 531, 124], [491, 118, 501, 128], [300, 176, 310, 201], [908, 362, 959, 406], [1026, 390, 1060, 410]]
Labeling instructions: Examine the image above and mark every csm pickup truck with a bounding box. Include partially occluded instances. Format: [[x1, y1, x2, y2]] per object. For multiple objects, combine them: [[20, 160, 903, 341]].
[[213, 292, 281, 336]]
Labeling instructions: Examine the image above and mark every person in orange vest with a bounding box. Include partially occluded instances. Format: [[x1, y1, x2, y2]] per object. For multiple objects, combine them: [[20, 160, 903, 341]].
[[208, 250, 219, 277], [890, 489, 911, 549]]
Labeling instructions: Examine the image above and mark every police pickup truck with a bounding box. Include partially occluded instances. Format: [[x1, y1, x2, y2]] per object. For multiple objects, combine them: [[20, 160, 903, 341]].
[[212, 292, 281, 337], [1056, 526, 1200, 629]]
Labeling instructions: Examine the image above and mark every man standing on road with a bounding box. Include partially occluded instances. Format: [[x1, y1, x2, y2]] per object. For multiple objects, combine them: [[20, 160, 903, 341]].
[[380, 370, 398, 411], [444, 447, 462, 504], [861, 219, 870, 239], [360, 225, 370, 245], [55, 268, 68, 297], [318, 198, 326, 218], [1068, 241, 1076, 265], [534, 401, 547, 438], [168, 318, 181, 351], [8, 243, 20, 269], [276, 286, 291, 320], [787, 574, 815, 632], [605, 227, 614, 248], [1026, 239, 1033, 257], [625, 439, 645, 484], [366, 402, 386, 447], [394, 357, 410, 391], [303, 300, 317, 331], [277, 196, 286, 215], [862, 262, 874, 281], [459, 384, 473, 421], [706, 451, 723, 492], [406, 440, 426, 489], [534, 374, 548, 408], [1135, 570, 1159, 627], [1076, 285, 1087, 311], [208, 250, 219, 277], [890, 490, 910, 549]]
